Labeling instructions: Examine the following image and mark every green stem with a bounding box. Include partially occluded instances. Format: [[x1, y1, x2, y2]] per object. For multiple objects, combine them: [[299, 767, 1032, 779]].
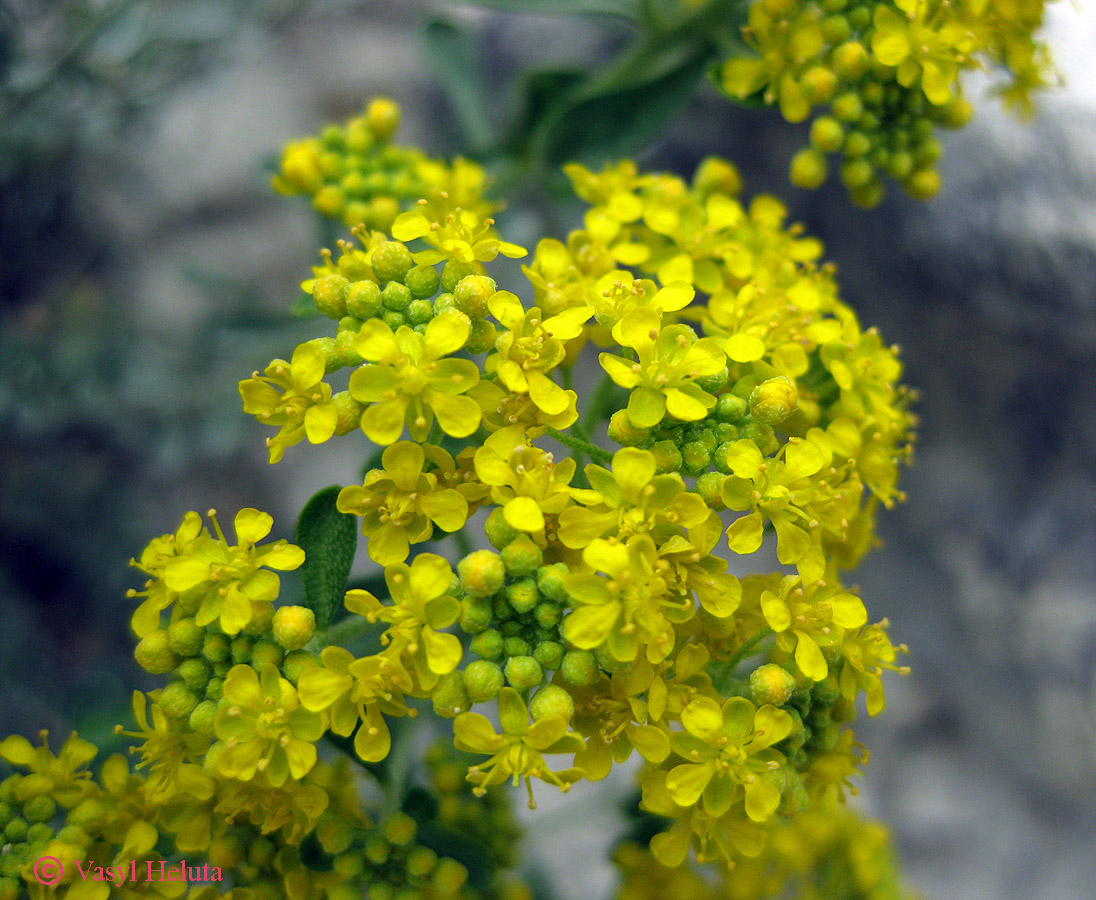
[[726, 627, 774, 671], [582, 373, 620, 435], [546, 428, 613, 464]]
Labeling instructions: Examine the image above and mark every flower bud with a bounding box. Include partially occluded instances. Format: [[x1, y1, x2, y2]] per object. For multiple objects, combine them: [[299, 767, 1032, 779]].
[[501, 535, 543, 577], [607, 409, 651, 446], [159, 682, 200, 720], [366, 98, 401, 143], [313, 274, 350, 319], [749, 376, 798, 424], [371, 242, 414, 285], [432, 671, 471, 718], [790, 149, 828, 190], [458, 550, 506, 598], [135, 630, 181, 674], [168, 618, 205, 657], [560, 650, 598, 687], [463, 660, 505, 702], [272, 606, 317, 651], [346, 280, 382, 319], [692, 156, 742, 197], [504, 655, 543, 690], [749, 664, 797, 706], [529, 685, 575, 722], [453, 275, 496, 319]]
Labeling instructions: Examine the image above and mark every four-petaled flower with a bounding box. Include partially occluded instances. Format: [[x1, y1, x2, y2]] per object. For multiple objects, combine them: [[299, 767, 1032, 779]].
[[349, 313, 482, 444]]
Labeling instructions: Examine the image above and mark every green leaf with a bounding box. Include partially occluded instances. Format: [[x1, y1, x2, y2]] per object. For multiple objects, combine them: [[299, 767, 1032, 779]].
[[421, 19, 495, 153], [539, 43, 712, 167], [295, 486, 357, 633]]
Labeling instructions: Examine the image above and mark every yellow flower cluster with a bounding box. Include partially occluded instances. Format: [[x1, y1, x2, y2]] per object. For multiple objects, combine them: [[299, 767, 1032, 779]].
[[718, 0, 1056, 204], [3, 109, 922, 898], [225, 130, 919, 875], [273, 97, 494, 230]]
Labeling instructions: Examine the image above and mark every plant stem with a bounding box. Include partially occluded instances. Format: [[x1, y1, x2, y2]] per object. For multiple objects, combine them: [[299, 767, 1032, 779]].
[[546, 428, 613, 464], [726, 627, 774, 671]]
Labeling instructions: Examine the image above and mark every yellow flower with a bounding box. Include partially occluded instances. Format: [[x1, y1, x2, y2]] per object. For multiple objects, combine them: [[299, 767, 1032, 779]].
[[239, 341, 337, 463], [487, 289, 592, 420], [839, 619, 909, 716], [115, 692, 213, 804], [392, 204, 526, 265], [872, 1, 973, 106], [600, 308, 725, 428], [665, 696, 791, 821], [348, 314, 481, 444], [760, 575, 868, 682], [452, 687, 584, 805], [562, 535, 690, 665], [472, 427, 598, 535], [297, 646, 413, 763], [127, 511, 207, 637], [337, 441, 469, 565], [213, 664, 325, 787], [0, 730, 97, 807], [557, 447, 709, 549], [344, 553, 464, 690], [149, 508, 304, 636]]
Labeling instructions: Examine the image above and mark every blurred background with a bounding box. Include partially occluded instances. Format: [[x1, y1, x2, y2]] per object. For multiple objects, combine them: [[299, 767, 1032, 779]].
[[1, 2, 1094, 899]]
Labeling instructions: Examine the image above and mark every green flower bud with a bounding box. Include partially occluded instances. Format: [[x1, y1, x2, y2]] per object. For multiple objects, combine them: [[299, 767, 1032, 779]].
[[506, 578, 540, 614], [406, 299, 433, 325], [832, 41, 869, 80], [431, 858, 468, 894], [383, 812, 417, 847], [790, 148, 828, 190], [649, 440, 682, 473], [405, 264, 440, 299], [26, 822, 53, 843], [607, 409, 651, 446], [453, 275, 496, 319], [533, 602, 561, 629], [463, 660, 505, 702], [465, 318, 497, 354], [313, 185, 345, 218], [503, 655, 543, 690], [749, 376, 798, 424], [382, 310, 408, 331], [371, 242, 414, 285], [159, 681, 200, 720], [682, 441, 712, 475], [205, 676, 224, 700], [905, 167, 940, 200], [533, 640, 564, 670], [848, 5, 870, 28], [459, 550, 506, 598], [189, 699, 218, 735], [529, 685, 574, 722], [832, 92, 864, 123], [502, 637, 531, 659], [333, 329, 364, 368], [272, 606, 316, 651], [364, 832, 390, 866], [821, 14, 851, 44], [885, 150, 915, 181], [850, 176, 885, 209], [741, 421, 778, 455], [135, 630, 181, 675], [178, 657, 212, 691], [460, 598, 494, 635], [535, 564, 568, 601], [484, 507, 519, 550], [692, 156, 742, 197], [346, 280, 383, 319], [22, 795, 56, 824], [203, 632, 231, 664], [501, 535, 542, 578], [560, 649, 598, 687], [432, 291, 457, 315], [382, 281, 413, 313], [250, 639, 284, 670], [313, 274, 350, 319], [695, 472, 726, 508], [809, 116, 844, 154], [4, 818, 27, 842], [840, 157, 875, 190], [282, 649, 320, 684], [432, 671, 471, 718], [440, 260, 481, 293], [166, 617, 204, 657], [800, 66, 838, 105], [843, 130, 872, 158], [749, 664, 797, 707]]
